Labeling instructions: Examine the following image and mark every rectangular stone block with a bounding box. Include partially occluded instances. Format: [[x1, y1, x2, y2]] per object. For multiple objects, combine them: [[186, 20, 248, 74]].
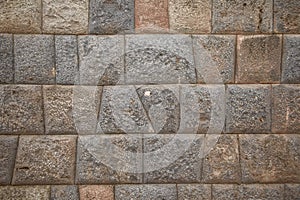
[[115, 184, 177, 200], [55, 35, 78, 85], [0, 0, 41, 33], [0, 136, 18, 185], [13, 135, 76, 185], [272, 85, 300, 133], [51, 185, 79, 200], [76, 135, 142, 184], [43, 0, 88, 34], [79, 185, 114, 200], [89, 0, 134, 34], [240, 134, 300, 183], [0, 85, 44, 134], [240, 184, 284, 200], [125, 34, 196, 84], [212, 184, 240, 200], [14, 35, 55, 84], [284, 184, 300, 200], [282, 35, 300, 83], [212, 0, 273, 33], [0, 186, 50, 200], [0, 34, 13, 83], [226, 85, 271, 133], [169, 0, 211, 33], [193, 35, 235, 83], [236, 35, 282, 83], [274, 0, 300, 33], [178, 184, 211, 200]]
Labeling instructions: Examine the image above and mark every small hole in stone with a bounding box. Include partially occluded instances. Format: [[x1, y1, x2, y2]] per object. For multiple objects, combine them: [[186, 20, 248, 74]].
[[243, 3, 247, 6]]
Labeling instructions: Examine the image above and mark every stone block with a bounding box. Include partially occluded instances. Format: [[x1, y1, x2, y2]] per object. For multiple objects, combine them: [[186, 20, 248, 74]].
[[0, 186, 50, 200], [284, 184, 300, 200], [178, 184, 211, 200], [79, 185, 114, 200], [51, 185, 79, 200], [240, 184, 284, 200], [236, 35, 281, 83], [212, 184, 240, 200], [0, 34, 13, 83]]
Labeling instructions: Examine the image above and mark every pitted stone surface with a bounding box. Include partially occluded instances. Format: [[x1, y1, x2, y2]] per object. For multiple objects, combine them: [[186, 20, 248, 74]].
[[169, 0, 211, 33], [212, 184, 240, 200], [0, 186, 50, 200], [240, 184, 284, 200], [212, 0, 273, 33], [178, 184, 211, 200], [226, 85, 271, 133], [0, 0, 41, 33], [89, 0, 134, 34], [79, 185, 114, 200], [51, 185, 79, 200], [236, 35, 282, 83], [125, 34, 196, 84], [240, 134, 300, 183], [43, 0, 88, 34], [0, 34, 13, 83], [0, 136, 18, 184], [14, 35, 55, 84], [13, 136, 76, 184], [0, 85, 44, 134], [272, 85, 300, 133], [282, 35, 300, 83], [284, 184, 300, 200]]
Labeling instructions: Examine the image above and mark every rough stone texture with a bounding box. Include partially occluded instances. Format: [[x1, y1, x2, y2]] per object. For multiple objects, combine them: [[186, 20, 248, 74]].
[[125, 34, 196, 84], [14, 35, 55, 84], [13, 135, 76, 185], [78, 35, 124, 85], [226, 85, 271, 133], [43, 0, 88, 34], [274, 0, 300, 33], [115, 184, 177, 200], [0, 186, 50, 200], [202, 135, 240, 183], [0, 34, 13, 83], [89, 0, 134, 34], [240, 134, 300, 183], [51, 185, 79, 200], [135, 0, 169, 32], [240, 184, 284, 200], [79, 185, 114, 200], [0, 85, 44, 134], [178, 184, 211, 200], [193, 35, 235, 84], [169, 0, 211, 33], [0, 0, 41, 33], [55, 35, 78, 85], [76, 135, 142, 184], [212, 184, 240, 200], [272, 85, 300, 134], [0, 136, 18, 185], [212, 0, 273, 33], [282, 35, 300, 83], [236, 35, 282, 83], [284, 184, 300, 200]]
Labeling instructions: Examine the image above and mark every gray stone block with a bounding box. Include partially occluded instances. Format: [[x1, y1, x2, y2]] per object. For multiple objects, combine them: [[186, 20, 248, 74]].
[[0, 34, 13, 83], [0, 186, 50, 200], [89, 0, 134, 34], [240, 184, 284, 200], [178, 184, 211, 200], [212, 0, 273, 33], [0, 85, 44, 134], [51, 185, 79, 200], [226, 85, 271, 133], [13, 135, 76, 185], [79, 185, 114, 200], [212, 184, 240, 200], [14, 35, 55, 84], [284, 184, 300, 200]]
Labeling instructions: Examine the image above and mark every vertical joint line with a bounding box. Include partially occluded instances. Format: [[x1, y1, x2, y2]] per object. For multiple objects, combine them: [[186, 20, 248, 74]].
[[12, 34, 15, 84], [10, 135, 20, 185]]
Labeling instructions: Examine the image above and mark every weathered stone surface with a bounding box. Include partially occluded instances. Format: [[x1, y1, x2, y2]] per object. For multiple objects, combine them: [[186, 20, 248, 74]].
[[115, 184, 177, 200], [13, 136, 76, 184], [178, 184, 211, 200], [0, 136, 18, 184], [169, 0, 211, 33], [212, 0, 273, 33], [240, 184, 284, 200], [193, 35, 235, 84], [274, 0, 300, 33], [0, 85, 44, 134], [0, 0, 41, 33], [51, 185, 79, 200], [89, 0, 134, 34], [14, 35, 55, 84], [78, 35, 124, 85], [240, 134, 300, 183], [282, 35, 300, 83], [0, 34, 13, 83], [55, 35, 78, 85], [212, 184, 240, 200], [79, 185, 114, 200], [226, 85, 271, 133], [202, 135, 240, 183], [272, 85, 300, 133], [236, 35, 281, 83], [76, 135, 142, 184], [43, 0, 88, 34], [284, 184, 300, 200], [125, 34, 196, 84], [0, 186, 50, 200]]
